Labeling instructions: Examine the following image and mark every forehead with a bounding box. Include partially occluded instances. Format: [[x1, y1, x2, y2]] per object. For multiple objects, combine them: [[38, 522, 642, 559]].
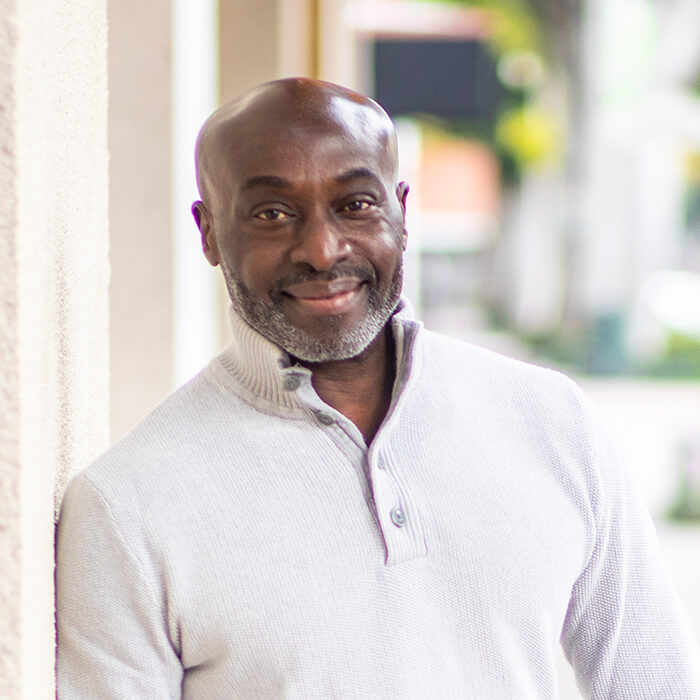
[[235, 126, 390, 185], [206, 97, 396, 196]]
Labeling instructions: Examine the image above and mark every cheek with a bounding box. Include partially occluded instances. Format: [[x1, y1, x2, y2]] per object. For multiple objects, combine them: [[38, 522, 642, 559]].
[[233, 243, 286, 297], [381, 209, 407, 250], [237, 258, 273, 296], [378, 220, 407, 257], [362, 232, 404, 280]]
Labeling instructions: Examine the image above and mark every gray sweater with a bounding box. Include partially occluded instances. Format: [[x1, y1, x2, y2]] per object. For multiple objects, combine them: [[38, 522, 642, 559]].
[[56, 301, 700, 698]]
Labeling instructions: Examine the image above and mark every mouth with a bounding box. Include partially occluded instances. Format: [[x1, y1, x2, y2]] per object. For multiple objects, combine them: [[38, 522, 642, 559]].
[[281, 278, 366, 314]]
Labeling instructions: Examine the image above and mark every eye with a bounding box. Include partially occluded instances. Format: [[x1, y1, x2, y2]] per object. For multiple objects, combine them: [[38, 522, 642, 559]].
[[255, 208, 290, 221], [342, 200, 374, 213]]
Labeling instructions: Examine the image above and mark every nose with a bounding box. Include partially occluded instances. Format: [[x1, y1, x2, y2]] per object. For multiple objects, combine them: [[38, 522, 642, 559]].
[[289, 211, 351, 271]]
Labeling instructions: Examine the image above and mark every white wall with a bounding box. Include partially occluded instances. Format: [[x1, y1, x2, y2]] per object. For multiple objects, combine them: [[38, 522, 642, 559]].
[[0, 0, 109, 696]]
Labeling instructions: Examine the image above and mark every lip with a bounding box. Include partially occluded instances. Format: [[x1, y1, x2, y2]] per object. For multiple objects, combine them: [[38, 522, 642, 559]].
[[282, 278, 365, 314]]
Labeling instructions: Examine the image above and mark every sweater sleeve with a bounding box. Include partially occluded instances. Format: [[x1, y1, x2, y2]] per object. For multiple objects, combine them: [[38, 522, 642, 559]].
[[56, 473, 183, 699], [560, 387, 700, 699]]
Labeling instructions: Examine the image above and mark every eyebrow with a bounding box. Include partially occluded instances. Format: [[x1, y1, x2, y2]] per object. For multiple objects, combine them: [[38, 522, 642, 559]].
[[334, 167, 382, 185], [240, 175, 292, 191]]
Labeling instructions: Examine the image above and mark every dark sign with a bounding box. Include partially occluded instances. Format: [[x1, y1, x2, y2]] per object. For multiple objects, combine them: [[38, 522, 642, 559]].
[[373, 39, 502, 120]]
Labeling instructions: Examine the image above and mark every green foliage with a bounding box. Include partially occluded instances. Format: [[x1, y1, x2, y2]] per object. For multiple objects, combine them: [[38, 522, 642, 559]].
[[416, 0, 556, 183], [668, 440, 700, 521], [692, 72, 700, 97], [420, 0, 544, 57], [495, 105, 562, 168], [511, 325, 700, 379], [600, 330, 700, 379]]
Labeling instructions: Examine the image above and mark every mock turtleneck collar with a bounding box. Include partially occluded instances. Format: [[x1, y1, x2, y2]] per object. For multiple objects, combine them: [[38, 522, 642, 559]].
[[215, 297, 421, 412]]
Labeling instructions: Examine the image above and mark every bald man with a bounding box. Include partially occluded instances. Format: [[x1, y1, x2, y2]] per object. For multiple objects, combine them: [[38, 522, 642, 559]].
[[56, 78, 700, 699]]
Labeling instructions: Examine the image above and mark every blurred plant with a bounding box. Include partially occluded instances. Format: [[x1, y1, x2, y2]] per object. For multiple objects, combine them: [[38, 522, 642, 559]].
[[692, 71, 700, 98], [422, 0, 583, 69], [497, 50, 545, 89], [685, 151, 700, 186], [644, 333, 700, 379], [495, 104, 561, 168], [418, 0, 570, 182], [668, 438, 700, 521], [430, 0, 544, 57], [683, 151, 700, 236]]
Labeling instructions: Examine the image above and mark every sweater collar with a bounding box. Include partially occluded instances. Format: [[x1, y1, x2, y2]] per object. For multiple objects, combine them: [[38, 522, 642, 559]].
[[216, 297, 422, 411]]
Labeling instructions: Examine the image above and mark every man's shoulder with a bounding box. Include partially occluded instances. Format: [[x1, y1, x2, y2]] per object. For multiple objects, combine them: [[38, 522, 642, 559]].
[[421, 327, 573, 387], [73, 356, 240, 493], [417, 327, 589, 423]]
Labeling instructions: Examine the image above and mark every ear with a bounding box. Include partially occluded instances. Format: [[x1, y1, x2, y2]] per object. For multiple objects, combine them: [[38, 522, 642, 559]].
[[191, 201, 219, 266], [396, 181, 409, 251]]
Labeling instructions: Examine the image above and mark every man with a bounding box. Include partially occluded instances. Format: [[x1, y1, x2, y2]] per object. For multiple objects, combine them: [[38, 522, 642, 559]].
[[56, 78, 700, 698]]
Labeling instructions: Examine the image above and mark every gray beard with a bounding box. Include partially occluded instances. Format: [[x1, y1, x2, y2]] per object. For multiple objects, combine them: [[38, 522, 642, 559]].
[[220, 261, 403, 362]]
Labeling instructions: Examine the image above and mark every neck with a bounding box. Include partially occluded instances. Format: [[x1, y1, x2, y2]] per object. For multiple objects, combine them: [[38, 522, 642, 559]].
[[297, 326, 396, 445]]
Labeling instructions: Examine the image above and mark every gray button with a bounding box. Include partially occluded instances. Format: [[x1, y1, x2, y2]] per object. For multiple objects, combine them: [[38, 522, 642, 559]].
[[316, 412, 334, 426], [283, 375, 300, 391], [390, 506, 406, 528]]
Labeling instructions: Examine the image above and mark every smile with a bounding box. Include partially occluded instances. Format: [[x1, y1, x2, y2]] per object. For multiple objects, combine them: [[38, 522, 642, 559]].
[[282, 279, 365, 314]]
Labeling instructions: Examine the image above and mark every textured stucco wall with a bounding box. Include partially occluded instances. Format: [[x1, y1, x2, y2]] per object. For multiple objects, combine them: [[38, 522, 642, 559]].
[[0, 0, 109, 697], [0, 1, 22, 694]]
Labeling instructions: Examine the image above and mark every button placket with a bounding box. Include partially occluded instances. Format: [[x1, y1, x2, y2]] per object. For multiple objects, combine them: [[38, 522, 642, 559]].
[[368, 446, 428, 565], [390, 506, 407, 528], [372, 467, 405, 531], [282, 374, 301, 391], [315, 411, 335, 426]]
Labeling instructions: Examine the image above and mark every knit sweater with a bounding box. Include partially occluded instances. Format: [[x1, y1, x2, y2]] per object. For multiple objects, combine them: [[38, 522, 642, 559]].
[[56, 300, 700, 699]]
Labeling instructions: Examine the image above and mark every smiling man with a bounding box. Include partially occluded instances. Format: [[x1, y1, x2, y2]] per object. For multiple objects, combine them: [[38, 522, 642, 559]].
[[56, 78, 700, 699]]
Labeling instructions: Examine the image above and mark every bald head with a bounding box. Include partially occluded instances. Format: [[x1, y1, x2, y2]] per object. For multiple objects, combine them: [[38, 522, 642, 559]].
[[194, 78, 399, 210]]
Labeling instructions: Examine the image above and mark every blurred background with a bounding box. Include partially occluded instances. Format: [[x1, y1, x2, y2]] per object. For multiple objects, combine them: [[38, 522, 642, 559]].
[[109, 1, 700, 695]]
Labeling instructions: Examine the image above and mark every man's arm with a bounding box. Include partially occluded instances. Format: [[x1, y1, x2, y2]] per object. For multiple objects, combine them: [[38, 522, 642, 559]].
[[56, 473, 183, 699], [560, 389, 700, 698]]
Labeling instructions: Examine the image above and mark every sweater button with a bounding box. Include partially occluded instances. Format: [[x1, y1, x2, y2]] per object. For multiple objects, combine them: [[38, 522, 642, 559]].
[[283, 375, 301, 391], [390, 506, 406, 528], [316, 412, 335, 426]]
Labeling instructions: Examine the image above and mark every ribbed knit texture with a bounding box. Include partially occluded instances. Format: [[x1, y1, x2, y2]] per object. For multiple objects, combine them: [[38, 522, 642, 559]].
[[56, 300, 700, 699]]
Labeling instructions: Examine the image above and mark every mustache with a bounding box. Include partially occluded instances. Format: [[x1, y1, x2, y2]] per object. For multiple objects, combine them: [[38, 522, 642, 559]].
[[270, 265, 376, 295]]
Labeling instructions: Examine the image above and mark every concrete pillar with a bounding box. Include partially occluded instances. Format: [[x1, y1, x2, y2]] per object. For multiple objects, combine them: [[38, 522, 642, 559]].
[[220, 0, 284, 102], [219, 0, 317, 105], [318, 0, 359, 87], [0, 0, 109, 697], [109, 0, 174, 440]]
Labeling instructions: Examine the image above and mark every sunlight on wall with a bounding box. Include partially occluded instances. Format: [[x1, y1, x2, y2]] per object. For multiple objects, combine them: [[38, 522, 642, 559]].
[[172, 0, 221, 385]]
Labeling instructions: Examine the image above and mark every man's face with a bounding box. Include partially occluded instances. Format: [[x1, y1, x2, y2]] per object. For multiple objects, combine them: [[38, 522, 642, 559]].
[[200, 112, 408, 362]]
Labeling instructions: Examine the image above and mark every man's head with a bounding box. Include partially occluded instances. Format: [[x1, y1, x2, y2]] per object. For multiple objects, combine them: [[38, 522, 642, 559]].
[[192, 77, 409, 363]]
